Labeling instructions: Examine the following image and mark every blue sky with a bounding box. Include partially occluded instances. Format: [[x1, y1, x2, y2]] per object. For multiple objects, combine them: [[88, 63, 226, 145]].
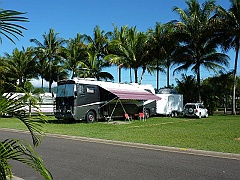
[[1, 0, 237, 88]]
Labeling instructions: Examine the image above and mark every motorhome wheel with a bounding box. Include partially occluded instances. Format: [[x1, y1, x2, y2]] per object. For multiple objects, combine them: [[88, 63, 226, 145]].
[[86, 111, 96, 123]]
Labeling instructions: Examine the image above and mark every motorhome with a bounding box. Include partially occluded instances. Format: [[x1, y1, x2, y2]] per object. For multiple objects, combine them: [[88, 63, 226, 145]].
[[54, 78, 160, 122], [155, 88, 183, 116]]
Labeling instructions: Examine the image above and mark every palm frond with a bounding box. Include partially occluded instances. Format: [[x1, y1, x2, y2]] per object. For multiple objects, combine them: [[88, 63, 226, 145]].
[[0, 139, 52, 180], [0, 9, 28, 44], [0, 85, 47, 147]]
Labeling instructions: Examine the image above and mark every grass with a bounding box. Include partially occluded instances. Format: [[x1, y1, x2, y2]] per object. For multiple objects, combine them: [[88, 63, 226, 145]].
[[0, 115, 240, 154]]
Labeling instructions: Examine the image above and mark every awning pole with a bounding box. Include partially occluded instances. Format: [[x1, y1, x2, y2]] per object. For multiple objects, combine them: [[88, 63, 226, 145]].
[[98, 96, 118, 110], [108, 98, 119, 121], [118, 99, 127, 114]]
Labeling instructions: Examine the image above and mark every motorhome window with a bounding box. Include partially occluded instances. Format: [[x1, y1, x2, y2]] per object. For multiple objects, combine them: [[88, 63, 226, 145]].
[[77, 84, 85, 95], [57, 84, 74, 97], [86, 86, 95, 94]]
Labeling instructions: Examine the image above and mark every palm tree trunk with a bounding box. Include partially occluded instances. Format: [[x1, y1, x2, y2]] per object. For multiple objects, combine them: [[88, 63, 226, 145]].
[[118, 67, 121, 83], [134, 68, 138, 83], [130, 68, 132, 83], [167, 58, 170, 87], [139, 67, 146, 85], [232, 42, 239, 115], [167, 66, 170, 88], [49, 81, 51, 93], [197, 66, 201, 102], [156, 59, 159, 90]]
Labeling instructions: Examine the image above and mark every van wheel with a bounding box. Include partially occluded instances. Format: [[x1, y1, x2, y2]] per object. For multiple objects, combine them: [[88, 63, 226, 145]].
[[198, 113, 202, 119], [86, 111, 96, 123]]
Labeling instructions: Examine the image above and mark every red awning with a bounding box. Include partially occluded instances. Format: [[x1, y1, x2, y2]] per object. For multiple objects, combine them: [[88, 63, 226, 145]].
[[101, 86, 161, 100]]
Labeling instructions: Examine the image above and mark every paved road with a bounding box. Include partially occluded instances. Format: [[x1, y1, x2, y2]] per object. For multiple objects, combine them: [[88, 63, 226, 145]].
[[0, 129, 239, 180]]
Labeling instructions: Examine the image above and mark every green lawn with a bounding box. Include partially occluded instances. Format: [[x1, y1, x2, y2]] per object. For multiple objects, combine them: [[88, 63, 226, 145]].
[[0, 115, 240, 154]]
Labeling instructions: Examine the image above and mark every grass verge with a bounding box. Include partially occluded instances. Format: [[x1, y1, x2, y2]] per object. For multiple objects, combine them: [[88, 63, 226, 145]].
[[0, 115, 239, 154]]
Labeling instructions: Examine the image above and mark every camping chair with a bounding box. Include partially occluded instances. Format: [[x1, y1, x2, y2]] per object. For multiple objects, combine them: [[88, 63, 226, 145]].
[[124, 113, 132, 121], [139, 112, 145, 121]]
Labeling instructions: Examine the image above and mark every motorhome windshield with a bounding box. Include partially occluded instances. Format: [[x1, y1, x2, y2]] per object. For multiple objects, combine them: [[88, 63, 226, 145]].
[[57, 84, 74, 97]]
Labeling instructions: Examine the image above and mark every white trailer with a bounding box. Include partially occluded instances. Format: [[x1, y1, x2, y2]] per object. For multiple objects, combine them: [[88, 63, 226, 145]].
[[155, 89, 183, 116]]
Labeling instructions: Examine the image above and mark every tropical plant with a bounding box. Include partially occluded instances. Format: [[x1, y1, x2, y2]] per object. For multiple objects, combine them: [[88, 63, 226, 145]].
[[84, 26, 113, 81], [4, 47, 37, 88], [44, 63, 68, 83], [147, 22, 177, 89], [0, 85, 52, 180], [0, 56, 8, 85], [0, 9, 28, 44], [175, 74, 198, 103], [105, 25, 130, 83], [201, 71, 233, 114], [172, 0, 229, 102], [106, 25, 150, 84], [62, 33, 88, 79], [30, 28, 66, 92], [216, 0, 240, 115]]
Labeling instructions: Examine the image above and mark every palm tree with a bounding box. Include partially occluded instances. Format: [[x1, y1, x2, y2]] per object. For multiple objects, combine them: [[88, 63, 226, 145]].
[[62, 33, 88, 79], [172, 0, 229, 102], [84, 49, 113, 80], [0, 9, 28, 44], [216, 0, 240, 115], [30, 28, 66, 92], [124, 27, 149, 84], [4, 47, 37, 88], [106, 26, 150, 84], [105, 25, 129, 83], [147, 22, 177, 89], [83, 26, 113, 81], [34, 52, 49, 88]]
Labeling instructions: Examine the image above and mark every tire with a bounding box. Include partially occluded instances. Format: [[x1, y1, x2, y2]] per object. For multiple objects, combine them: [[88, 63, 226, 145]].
[[198, 113, 202, 119], [86, 111, 96, 123], [188, 108, 194, 114], [174, 112, 178, 117]]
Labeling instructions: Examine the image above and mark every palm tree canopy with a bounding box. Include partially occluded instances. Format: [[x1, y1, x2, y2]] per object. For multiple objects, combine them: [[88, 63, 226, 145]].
[[172, 0, 229, 101], [82, 26, 113, 81], [4, 47, 38, 88], [61, 33, 88, 79], [0, 9, 28, 44], [216, 0, 240, 51], [106, 25, 150, 83]]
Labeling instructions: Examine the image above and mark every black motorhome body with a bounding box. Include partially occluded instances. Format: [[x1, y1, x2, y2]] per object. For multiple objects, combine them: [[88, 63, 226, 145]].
[[54, 78, 160, 122]]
